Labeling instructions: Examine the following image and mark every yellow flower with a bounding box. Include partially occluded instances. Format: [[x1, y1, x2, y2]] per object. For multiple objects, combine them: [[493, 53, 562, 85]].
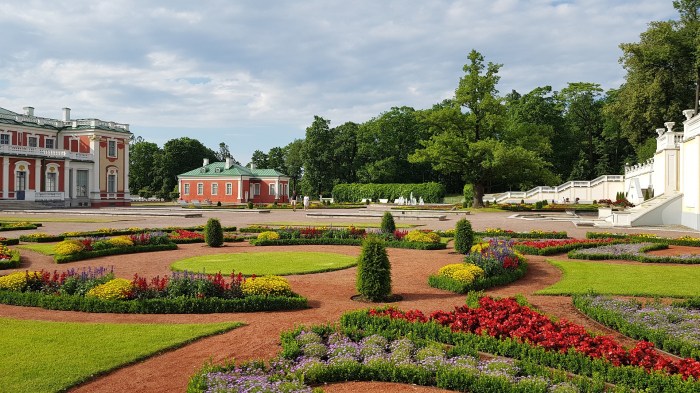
[[86, 278, 132, 300], [54, 240, 85, 256], [0, 271, 42, 291], [107, 235, 134, 247], [404, 230, 440, 243], [241, 276, 292, 297], [470, 242, 489, 254], [437, 263, 484, 284], [257, 231, 280, 241]]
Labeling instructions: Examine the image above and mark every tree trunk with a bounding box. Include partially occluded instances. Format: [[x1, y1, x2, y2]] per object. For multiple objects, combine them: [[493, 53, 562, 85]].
[[472, 182, 485, 208]]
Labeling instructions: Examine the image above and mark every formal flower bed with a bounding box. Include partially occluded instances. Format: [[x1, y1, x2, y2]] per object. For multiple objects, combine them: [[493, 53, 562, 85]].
[[429, 239, 527, 293], [340, 297, 700, 391], [568, 242, 700, 264], [0, 245, 20, 269], [59, 225, 238, 238], [0, 267, 306, 313], [0, 221, 40, 231], [51, 232, 178, 263], [189, 327, 590, 393], [19, 233, 65, 243], [587, 232, 700, 247], [250, 228, 447, 250], [573, 294, 700, 360], [476, 228, 568, 239], [0, 237, 19, 246], [514, 238, 624, 256]]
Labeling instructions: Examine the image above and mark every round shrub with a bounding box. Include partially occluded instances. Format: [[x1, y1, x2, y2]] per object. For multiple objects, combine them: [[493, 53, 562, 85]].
[[380, 212, 396, 234], [241, 275, 292, 297], [454, 218, 474, 254], [54, 239, 85, 256], [356, 236, 392, 301], [404, 230, 440, 243], [107, 235, 134, 248], [204, 218, 224, 247], [0, 271, 41, 291], [85, 278, 132, 300], [257, 231, 280, 241]]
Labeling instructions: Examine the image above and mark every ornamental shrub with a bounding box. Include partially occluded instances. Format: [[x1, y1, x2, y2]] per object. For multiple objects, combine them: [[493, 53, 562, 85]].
[[380, 212, 396, 234], [204, 218, 224, 247], [463, 183, 473, 208], [86, 278, 132, 300], [241, 276, 292, 297], [454, 218, 474, 254], [404, 230, 440, 243], [356, 236, 392, 301], [54, 240, 85, 256], [107, 235, 134, 248], [257, 231, 280, 241]]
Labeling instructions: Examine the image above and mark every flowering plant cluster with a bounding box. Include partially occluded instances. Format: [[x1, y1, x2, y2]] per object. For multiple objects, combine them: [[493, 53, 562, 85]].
[[514, 238, 621, 256], [168, 229, 204, 240], [369, 297, 700, 380], [403, 230, 440, 243], [467, 239, 523, 274], [53, 232, 170, 256], [0, 245, 13, 261], [195, 330, 582, 393], [574, 294, 700, 360], [436, 263, 484, 284], [569, 242, 700, 264]]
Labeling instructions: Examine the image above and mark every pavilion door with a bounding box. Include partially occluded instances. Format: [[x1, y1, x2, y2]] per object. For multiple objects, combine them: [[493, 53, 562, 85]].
[[15, 171, 26, 200]]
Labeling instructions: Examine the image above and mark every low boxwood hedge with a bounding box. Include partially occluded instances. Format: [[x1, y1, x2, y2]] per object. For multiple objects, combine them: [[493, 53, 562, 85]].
[[0, 290, 307, 313], [249, 238, 446, 250], [0, 224, 38, 231], [19, 235, 65, 243], [0, 250, 21, 269], [54, 243, 178, 263], [0, 238, 19, 246], [428, 262, 527, 293]]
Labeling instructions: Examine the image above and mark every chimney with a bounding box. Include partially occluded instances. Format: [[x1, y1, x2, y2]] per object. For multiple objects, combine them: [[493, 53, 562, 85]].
[[225, 157, 232, 169], [249, 162, 256, 170], [62, 108, 71, 122], [23, 107, 34, 116], [203, 158, 210, 167]]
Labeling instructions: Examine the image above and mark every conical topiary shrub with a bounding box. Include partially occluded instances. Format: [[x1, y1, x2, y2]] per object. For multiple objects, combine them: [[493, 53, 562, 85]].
[[356, 236, 392, 301], [204, 218, 224, 247], [454, 218, 474, 254], [380, 211, 396, 234]]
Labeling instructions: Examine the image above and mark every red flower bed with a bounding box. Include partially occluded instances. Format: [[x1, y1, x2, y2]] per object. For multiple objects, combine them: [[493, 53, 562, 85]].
[[369, 297, 700, 380], [169, 229, 204, 240]]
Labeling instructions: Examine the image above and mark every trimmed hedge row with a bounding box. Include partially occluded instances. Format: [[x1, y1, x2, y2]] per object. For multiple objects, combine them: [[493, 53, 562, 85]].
[[514, 240, 629, 256], [0, 238, 19, 246], [61, 226, 238, 238], [476, 231, 569, 240], [428, 262, 527, 294], [339, 310, 699, 392], [249, 238, 447, 250], [0, 290, 308, 313], [54, 243, 178, 263], [0, 224, 38, 231], [586, 232, 700, 247], [567, 243, 700, 264], [19, 235, 65, 243], [0, 250, 21, 269], [332, 182, 445, 203], [573, 295, 700, 360]]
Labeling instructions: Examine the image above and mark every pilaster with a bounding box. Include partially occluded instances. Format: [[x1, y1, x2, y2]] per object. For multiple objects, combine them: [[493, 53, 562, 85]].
[[2, 156, 8, 198], [34, 158, 41, 192]]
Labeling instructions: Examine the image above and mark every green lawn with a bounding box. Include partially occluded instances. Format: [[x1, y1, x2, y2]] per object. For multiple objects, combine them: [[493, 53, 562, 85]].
[[0, 318, 242, 393], [17, 243, 56, 255], [537, 260, 700, 297], [250, 221, 419, 228], [172, 251, 357, 276]]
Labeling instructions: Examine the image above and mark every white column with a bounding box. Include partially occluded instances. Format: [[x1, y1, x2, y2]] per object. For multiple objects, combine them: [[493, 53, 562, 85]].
[[237, 176, 243, 200], [63, 161, 71, 200], [2, 156, 8, 199], [276, 176, 280, 199], [34, 158, 41, 192], [91, 136, 101, 201], [123, 141, 130, 198]]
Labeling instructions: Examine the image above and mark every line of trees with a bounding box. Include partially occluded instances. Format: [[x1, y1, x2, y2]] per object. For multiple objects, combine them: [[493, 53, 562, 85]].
[[129, 1, 699, 206]]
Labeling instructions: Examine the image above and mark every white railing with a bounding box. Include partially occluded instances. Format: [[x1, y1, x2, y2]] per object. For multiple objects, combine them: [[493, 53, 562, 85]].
[[35, 192, 64, 201], [684, 114, 700, 141], [484, 175, 625, 203], [0, 145, 94, 161], [625, 158, 654, 178], [0, 113, 129, 131]]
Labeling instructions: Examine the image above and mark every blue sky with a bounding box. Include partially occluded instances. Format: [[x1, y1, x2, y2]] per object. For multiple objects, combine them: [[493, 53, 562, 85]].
[[0, 0, 677, 164]]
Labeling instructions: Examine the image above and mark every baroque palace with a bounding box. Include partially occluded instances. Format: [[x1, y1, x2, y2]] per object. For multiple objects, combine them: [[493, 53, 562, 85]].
[[0, 106, 132, 207]]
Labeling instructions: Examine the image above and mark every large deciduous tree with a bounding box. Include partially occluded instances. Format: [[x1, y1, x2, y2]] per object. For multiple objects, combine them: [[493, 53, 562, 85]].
[[129, 139, 161, 195], [301, 116, 335, 195], [156, 137, 217, 199]]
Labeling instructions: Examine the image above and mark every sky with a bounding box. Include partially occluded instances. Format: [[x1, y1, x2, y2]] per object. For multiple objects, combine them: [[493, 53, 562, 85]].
[[0, 0, 678, 164]]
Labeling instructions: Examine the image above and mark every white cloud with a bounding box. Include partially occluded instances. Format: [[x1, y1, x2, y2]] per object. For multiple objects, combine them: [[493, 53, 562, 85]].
[[0, 0, 678, 163]]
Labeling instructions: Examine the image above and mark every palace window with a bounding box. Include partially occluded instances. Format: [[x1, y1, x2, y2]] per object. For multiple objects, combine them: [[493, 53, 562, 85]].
[[107, 174, 117, 193], [45, 138, 55, 149], [225, 183, 232, 195], [269, 183, 276, 196], [211, 183, 218, 195], [183, 183, 190, 195], [46, 172, 57, 192], [28, 136, 37, 147], [76, 170, 89, 197], [0, 134, 9, 145], [252, 183, 260, 196], [197, 183, 204, 195], [108, 140, 117, 157]]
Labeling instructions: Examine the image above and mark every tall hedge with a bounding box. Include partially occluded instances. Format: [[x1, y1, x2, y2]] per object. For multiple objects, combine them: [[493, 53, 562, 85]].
[[380, 212, 396, 233], [205, 218, 224, 247], [332, 183, 445, 203], [454, 218, 474, 254], [356, 237, 392, 301]]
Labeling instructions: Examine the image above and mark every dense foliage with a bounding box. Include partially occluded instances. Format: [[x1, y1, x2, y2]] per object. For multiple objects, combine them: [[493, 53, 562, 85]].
[[332, 182, 445, 203], [204, 218, 224, 247], [356, 237, 392, 301], [454, 218, 474, 254], [380, 211, 396, 234]]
